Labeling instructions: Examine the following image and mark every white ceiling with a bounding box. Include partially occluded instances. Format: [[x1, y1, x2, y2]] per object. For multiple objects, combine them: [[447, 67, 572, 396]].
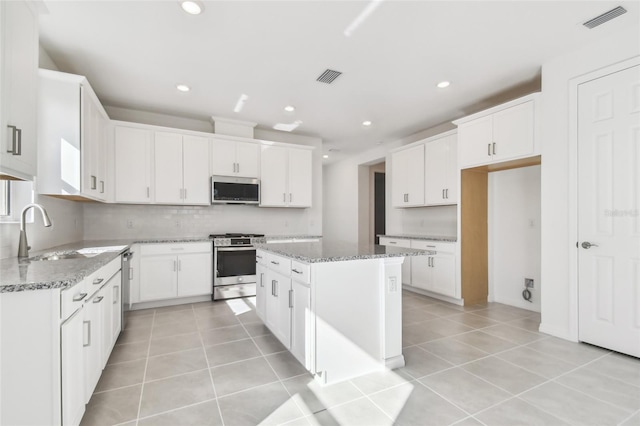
[[39, 1, 639, 159]]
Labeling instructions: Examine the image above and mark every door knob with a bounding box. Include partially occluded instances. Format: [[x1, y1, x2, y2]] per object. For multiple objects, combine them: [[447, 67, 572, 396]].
[[581, 241, 599, 249]]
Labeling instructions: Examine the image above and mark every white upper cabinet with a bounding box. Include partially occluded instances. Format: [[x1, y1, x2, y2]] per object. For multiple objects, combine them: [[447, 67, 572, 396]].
[[455, 93, 539, 169], [114, 125, 152, 203], [154, 131, 210, 205], [260, 145, 312, 208], [37, 70, 109, 201], [391, 144, 425, 207], [424, 132, 458, 205], [211, 138, 259, 178], [0, 0, 38, 180]]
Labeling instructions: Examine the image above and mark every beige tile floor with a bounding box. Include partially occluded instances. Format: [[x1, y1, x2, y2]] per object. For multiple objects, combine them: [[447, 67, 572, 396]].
[[81, 291, 640, 426]]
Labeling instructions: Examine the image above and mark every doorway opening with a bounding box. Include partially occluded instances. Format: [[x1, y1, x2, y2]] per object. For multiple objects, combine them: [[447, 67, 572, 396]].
[[373, 172, 386, 244]]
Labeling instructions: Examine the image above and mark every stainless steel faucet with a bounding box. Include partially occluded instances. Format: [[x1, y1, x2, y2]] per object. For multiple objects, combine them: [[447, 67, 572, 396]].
[[18, 203, 52, 258]]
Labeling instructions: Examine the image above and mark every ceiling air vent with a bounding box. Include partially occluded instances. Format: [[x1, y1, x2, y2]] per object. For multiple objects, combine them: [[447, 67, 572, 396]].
[[317, 69, 342, 84], [583, 6, 627, 29]]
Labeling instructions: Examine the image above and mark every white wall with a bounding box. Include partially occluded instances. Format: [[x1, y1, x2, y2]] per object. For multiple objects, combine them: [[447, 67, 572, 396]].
[[540, 26, 639, 340], [488, 165, 541, 312]]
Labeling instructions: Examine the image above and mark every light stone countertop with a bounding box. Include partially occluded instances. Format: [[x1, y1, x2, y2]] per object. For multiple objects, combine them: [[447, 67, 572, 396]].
[[255, 240, 433, 264], [378, 234, 457, 242]]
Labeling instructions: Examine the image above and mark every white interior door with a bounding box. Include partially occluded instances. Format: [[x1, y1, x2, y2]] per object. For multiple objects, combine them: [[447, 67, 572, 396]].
[[578, 64, 640, 357]]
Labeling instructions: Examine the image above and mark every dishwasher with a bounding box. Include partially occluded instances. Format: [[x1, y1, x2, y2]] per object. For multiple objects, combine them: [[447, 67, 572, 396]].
[[121, 249, 134, 329]]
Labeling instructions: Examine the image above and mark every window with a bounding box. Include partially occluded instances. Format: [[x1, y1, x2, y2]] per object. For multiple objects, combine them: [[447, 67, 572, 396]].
[[0, 180, 10, 216], [0, 180, 34, 223]]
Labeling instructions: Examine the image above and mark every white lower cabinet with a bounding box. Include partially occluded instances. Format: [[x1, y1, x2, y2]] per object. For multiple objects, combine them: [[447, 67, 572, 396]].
[[61, 308, 86, 426], [380, 238, 458, 299], [83, 291, 103, 403], [138, 243, 212, 302], [290, 280, 310, 368], [256, 257, 268, 322], [265, 269, 292, 347]]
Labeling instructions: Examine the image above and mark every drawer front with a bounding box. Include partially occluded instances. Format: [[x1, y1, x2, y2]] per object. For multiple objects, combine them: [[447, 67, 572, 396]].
[[61, 279, 88, 320], [140, 242, 212, 256], [255, 249, 268, 266], [264, 252, 292, 276], [86, 257, 122, 297], [411, 240, 456, 254], [379, 237, 412, 248], [290, 260, 310, 284]]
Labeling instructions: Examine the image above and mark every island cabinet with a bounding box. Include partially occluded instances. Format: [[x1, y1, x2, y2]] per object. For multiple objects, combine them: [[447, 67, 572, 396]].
[[0, 255, 122, 426], [378, 237, 412, 285], [137, 242, 212, 303], [260, 145, 313, 208], [455, 93, 540, 169], [0, 0, 38, 180], [211, 137, 260, 178], [256, 241, 421, 385], [153, 131, 210, 205], [37, 69, 110, 201]]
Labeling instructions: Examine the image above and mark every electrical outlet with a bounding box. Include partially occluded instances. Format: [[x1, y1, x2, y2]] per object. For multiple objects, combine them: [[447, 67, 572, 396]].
[[525, 278, 534, 289], [126, 220, 134, 229], [388, 276, 398, 292]]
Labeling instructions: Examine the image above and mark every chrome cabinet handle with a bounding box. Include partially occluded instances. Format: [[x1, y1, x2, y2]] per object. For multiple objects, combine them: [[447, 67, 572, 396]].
[[442, 189, 445, 199], [83, 320, 91, 347], [292, 268, 302, 274], [289, 193, 292, 202], [91, 175, 97, 190], [93, 296, 104, 303], [100, 181, 105, 194], [492, 142, 496, 155], [173, 260, 177, 271], [73, 292, 88, 302], [146, 187, 150, 198], [283, 193, 286, 202], [271, 260, 279, 265], [289, 289, 293, 308], [488, 143, 491, 156], [93, 278, 104, 285], [7, 125, 21, 155], [15, 128, 21, 155], [389, 241, 397, 244], [260, 272, 264, 287], [114, 286, 119, 304], [445, 189, 449, 199], [184, 188, 187, 199], [271, 279, 275, 296], [432, 257, 435, 268], [129, 267, 133, 280], [236, 163, 240, 173], [581, 241, 599, 249]]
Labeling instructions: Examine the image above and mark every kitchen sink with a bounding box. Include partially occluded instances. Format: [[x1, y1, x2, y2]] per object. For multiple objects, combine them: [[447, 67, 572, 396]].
[[28, 251, 98, 261]]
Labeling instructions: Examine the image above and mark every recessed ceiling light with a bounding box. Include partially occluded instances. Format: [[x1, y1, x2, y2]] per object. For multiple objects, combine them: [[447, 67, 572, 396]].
[[176, 84, 190, 92], [437, 81, 451, 89], [284, 105, 295, 113], [323, 155, 329, 159], [180, 0, 204, 15], [362, 120, 372, 127]]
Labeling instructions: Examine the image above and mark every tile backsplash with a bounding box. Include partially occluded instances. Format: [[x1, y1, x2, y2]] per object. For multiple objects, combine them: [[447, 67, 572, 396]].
[[83, 203, 319, 240]]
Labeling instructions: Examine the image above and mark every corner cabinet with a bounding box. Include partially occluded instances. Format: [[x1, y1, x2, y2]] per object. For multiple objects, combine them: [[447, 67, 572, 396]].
[[455, 93, 539, 169], [211, 137, 260, 178], [37, 70, 110, 201], [391, 144, 425, 207], [260, 145, 313, 208], [0, 0, 38, 180], [154, 131, 210, 205], [114, 125, 153, 204]]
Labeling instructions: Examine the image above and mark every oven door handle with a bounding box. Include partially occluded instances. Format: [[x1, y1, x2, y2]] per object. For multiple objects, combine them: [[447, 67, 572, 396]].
[[216, 247, 256, 252]]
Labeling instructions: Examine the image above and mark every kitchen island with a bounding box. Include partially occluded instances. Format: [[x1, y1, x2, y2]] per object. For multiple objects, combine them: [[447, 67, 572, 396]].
[[255, 240, 432, 385]]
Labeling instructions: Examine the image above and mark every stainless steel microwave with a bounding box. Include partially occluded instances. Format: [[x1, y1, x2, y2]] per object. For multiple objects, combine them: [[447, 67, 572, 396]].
[[211, 175, 260, 204]]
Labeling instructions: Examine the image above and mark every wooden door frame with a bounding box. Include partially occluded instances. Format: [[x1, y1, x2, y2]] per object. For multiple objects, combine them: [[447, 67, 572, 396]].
[[568, 55, 640, 341]]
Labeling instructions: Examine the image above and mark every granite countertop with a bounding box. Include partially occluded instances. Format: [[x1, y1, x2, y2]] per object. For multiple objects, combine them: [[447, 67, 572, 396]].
[[265, 235, 322, 241], [255, 240, 433, 263], [378, 234, 457, 242], [0, 237, 213, 293]]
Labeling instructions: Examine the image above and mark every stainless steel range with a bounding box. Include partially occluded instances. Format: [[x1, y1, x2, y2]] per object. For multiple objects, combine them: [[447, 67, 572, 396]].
[[210, 233, 266, 300]]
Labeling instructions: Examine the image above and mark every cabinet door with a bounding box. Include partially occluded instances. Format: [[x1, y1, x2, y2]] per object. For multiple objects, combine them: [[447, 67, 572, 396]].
[[61, 308, 85, 426], [445, 137, 458, 203], [154, 131, 183, 204], [260, 145, 288, 206], [405, 144, 425, 206], [210, 138, 236, 176], [84, 291, 103, 403], [290, 280, 310, 368], [410, 255, 432, 291], [139, 255, 178, 301], [424, 138, 449, 205], [235, 141, 260, 178], [0, 1, 38, 180], [100, 280, 114, 369], [458, 115, 493, 168], [391, 150, 407, 207], [255, 263, 267, 322], [111, 272, 122, 348], [177, 252, 212, 297], [492, 101, 534, 162], [288, 148, 312, 207], [114, 126, 152, 203], [431, 253, 456, 298], [182, 135, 210, 205], [81, 88, 98, 199], [265, 270, 291, 348]]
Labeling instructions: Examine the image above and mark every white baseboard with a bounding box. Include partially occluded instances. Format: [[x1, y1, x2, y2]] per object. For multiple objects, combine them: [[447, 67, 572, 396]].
[[130, 294, 212, 311], [538, 323, 578, 342]]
